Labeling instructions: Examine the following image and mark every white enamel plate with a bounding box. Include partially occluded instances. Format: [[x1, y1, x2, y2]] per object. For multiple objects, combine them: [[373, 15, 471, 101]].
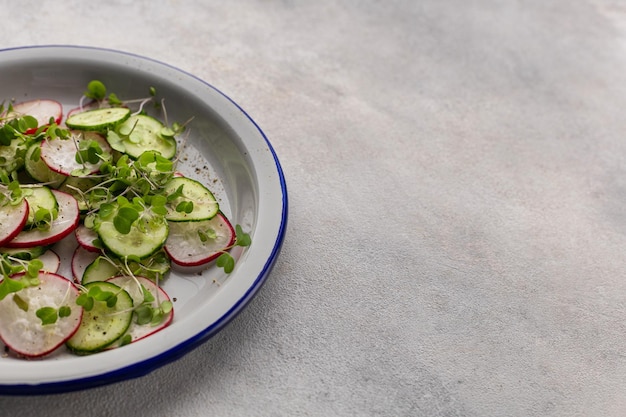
[[0, 45, 288, 395]]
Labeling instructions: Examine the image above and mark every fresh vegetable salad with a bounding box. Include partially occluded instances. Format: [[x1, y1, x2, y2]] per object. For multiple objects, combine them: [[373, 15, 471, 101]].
[[0, 81, 250, 358]]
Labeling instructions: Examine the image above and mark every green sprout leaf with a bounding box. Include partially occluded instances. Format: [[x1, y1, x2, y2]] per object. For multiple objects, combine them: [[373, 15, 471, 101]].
[[108, 93, 122, 106], [235, 224, 252, 247], [76, 293, 94, 311], [135, 304, 153, 325], [216, 253, 235, 273], [142, 285, 155, 303], [36, 306, 58, 325], [175, 200, 193, 214], [197, 228, 217, 243], [119, 334, 132, 346], [114, 206, 140, 234], [0, 277, 25, 301], [85, 80, 106, 101], [12, 294, 28, 312], [26, 259, 44, 278], [58, 305, 71, 318]]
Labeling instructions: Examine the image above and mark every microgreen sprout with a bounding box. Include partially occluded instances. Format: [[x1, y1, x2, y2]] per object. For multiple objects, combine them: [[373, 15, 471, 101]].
[[85, 80, 107, 101], [68, 132, 113, 177], [214, 225, 252, 274], [34, 281, 74, 325], [0, 255, 43, 301], [0, 180, 25, 207], [13, 294, 28, 312], [76, 285, 119, 311]]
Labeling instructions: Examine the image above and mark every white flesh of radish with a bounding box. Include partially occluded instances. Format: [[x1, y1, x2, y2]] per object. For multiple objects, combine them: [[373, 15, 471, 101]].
[[37, 250, 61, 274], [5, 99, 63, 129], [0, 199, 29, 246], [71, 246, 99, 283], [0, 272, 82, 358], [164, 213, 235, 267], [40, 131, 111, 176], [74, 224, 100, 252]]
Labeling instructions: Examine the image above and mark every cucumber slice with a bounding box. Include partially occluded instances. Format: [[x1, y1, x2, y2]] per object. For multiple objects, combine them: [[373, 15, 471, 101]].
[[65, 281, 133, 354], [24, 143, 66, 188], [163, 177, 219, 222], [65, 107, 131, 131], [81, 257, 120, 284], [109, 114, 176, 159], [23, 185, 58, 228], [105, 276, 174, 348], [96, 202, 169, 259]]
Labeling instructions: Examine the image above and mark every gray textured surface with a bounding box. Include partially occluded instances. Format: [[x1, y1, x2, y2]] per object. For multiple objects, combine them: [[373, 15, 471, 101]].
[[2, 0, 626, 415]]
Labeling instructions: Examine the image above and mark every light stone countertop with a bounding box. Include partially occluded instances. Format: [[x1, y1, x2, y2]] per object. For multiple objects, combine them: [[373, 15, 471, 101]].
[[2, 0, 626, 416]]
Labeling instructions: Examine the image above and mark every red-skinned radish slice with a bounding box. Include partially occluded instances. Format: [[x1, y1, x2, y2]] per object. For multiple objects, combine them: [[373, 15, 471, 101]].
[[105, 275, 173, 348], [164, 212, 235, 267], [75, 224, 100, 253], [0, 199, 29, 247], [3, 99, 63, 133], [70, 246, 99, 283], [38, 249, 61, 274], [40, 131, 112, 176], [0, 272, 83, 358], [6, 190, 79, 248]]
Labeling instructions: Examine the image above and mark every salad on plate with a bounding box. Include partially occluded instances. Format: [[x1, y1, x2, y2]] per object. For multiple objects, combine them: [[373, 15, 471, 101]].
[[0, 80, 250, 359]]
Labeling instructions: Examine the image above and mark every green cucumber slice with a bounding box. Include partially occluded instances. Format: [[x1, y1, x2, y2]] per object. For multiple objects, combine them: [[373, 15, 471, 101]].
[[66, 281, 134, 354], [81, 257, 120, 284], [81, 251, 171, 284], [65, 107, 131, 131], [96, 202, 169, 259], [108, 114, 176, 159], [23, 185, 58, 228], [163, 177, 219, 222]]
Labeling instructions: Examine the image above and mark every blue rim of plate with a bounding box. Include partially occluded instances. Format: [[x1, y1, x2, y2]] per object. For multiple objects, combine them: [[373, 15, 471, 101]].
[[0, 45, 288, 396]]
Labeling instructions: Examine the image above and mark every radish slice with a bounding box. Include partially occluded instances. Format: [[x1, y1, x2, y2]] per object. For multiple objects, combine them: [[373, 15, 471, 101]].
[[3, 99, 63, 133], [40, 131, 111, 176], [6, 190, 79, 248], [106, 276, 173, 348], [37, 249, 61, 274], [0, 199, 29, 247], [164, 212, 235, 267], [75, 224, 100, 252], [0, 272, 83, 358], [71, 246, 99, 283]]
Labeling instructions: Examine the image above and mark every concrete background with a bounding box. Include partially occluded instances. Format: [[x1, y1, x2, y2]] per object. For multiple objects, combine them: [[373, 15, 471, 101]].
[[2, 0, 626, 415]]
